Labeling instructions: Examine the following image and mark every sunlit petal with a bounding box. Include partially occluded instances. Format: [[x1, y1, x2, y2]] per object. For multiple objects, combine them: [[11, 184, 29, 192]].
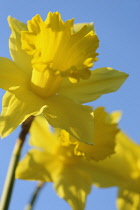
[[42, 95, 94, 144], [59, 67, 128, 104], [71, 107, 119, 160], [0, 57, 28, 92], [73, 22, 95, 34], [0, 88, 46, 137], [16, 149, 57, 182], [54, 164, 92, 210], [29, 115, 57, 152], [8, 16, 32, 75], [90, 132, 140, 188]]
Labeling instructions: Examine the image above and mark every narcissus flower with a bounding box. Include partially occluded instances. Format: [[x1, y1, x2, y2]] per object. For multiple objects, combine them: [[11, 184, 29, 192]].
[[0, 12, 128, 143], [91, 132, 140, 210], [16, 107, 120, 210], [60, 107, 120, 161]]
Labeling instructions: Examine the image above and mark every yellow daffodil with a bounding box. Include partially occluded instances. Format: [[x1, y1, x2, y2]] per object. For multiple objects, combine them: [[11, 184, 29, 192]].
[[0, 12, 128, 143], [16, 107, 119, 210], [60, 107, 120, 161], [91, 132, 140, 210]]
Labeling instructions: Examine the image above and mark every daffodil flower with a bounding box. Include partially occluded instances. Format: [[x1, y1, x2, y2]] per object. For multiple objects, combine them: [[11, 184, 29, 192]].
[[91, 132, 140, 210], [60, 107, 120, 161], [16, 107, 119, 210], [0, 12, 128, 143]]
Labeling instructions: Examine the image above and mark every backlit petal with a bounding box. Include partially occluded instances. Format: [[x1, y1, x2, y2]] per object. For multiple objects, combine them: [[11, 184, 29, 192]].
[[73, 107, 119, 160], [42, 95, 94, 144], [73, 22, 95, 33], [54, 164, 92, 210], [109, 110, 122, 124], [59, 67, 129, 104], [117, 189, 140, 210], [8, 16, 32, 74], [0, 88, 46, 137], [16, 149, 57, 182], [0, 57, 28, 92], [91, 132, 140, 188], [16, 138, 93, 210], [29, 116, 57, 152]]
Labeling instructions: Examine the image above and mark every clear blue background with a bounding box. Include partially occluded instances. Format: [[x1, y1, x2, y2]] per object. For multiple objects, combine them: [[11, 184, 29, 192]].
[[0, 0, 140, 209]]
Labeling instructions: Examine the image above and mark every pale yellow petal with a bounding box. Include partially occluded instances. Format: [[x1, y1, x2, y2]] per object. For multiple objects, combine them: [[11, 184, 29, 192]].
[[0, 87, 46, 137], [0, 91, 12, 116], [0, 57, 28, 92], [1, 77, 94, 142], [8, 16, 32, 74], [54, 162, 92, 210], [16, 149, 58, 182], [29, 116, 57, 152], [73, 22, 95, 33], [42, 95, 94, 144], [58, 67, 129, 104], [90, 132, 140, 188], [109, 111, 122, 123], [115, 132, 140, 185], [16, 143, 93, 210], [117, 189, 140, 210], [74, 107, 119, 160]]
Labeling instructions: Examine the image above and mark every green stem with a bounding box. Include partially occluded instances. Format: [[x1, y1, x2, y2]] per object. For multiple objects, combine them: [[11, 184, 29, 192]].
[[24, 182, 45, 210], [0, 116, 34, 210]]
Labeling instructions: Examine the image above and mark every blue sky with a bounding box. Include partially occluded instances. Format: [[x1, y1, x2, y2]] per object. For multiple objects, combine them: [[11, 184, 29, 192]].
[[0, 0, 140, 209]]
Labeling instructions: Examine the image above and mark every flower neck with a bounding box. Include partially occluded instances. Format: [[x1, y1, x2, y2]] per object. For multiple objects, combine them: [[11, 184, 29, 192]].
[[30, 68, 62, 98]]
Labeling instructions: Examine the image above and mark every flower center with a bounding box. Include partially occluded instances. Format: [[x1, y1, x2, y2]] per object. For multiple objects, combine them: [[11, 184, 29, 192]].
[[21, 12, 99, 97], [31, 68, 62, 98]]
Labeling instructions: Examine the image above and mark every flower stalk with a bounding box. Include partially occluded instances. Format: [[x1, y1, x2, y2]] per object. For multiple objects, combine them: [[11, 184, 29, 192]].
[[24, 182, 45, 210], [0, 116, 34, 210]]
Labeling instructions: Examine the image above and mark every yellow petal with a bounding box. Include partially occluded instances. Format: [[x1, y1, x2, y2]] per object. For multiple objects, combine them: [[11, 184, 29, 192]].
[[29, 115, 57, 152], [16, 111, 94, 210], [117, 189, 140, 210], [1, 83, 95, 143], [54, 161, 92, 210], [1, 70, 94, 142], [8, 16, 32, 74], [73, 107, 119, 160], [16, 141, 93, 210], [73, 22, 95, 33], [42, 95, 94, 144], [109, 110, 122, 123], [0, 91, 12, 116], [91, 132, 140, 189], [58, 67, 129, 104], [16, 149, 57, 182], [0, 87, 46, 137], [0, 57, 28, 92]]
